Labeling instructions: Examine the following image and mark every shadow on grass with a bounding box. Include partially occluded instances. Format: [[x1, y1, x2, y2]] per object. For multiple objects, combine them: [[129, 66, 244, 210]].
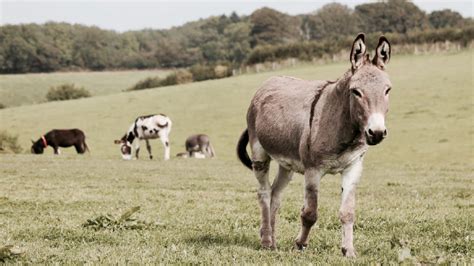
[[184, 232, 259, 249]]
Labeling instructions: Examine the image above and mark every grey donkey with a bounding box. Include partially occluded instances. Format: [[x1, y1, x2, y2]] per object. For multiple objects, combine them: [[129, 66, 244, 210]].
[[237, 33, 392, 257], [181, 134, 216, 158]]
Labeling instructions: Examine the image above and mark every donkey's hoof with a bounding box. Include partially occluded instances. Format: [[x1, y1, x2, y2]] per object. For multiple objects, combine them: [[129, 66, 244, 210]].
[[260, 239, 273, 249], [295, 241, 307, 251], [260, 235, 273, 249], [149, 156, 153, 160], [341, 247, 356, 258], [260, 231, 273, 249]]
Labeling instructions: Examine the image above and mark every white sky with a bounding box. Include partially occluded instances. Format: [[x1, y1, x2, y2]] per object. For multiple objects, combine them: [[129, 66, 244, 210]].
[[1, 0, 472, 32]]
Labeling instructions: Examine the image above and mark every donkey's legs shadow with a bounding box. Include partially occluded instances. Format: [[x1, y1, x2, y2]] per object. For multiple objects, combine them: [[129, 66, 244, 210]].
[[184, 232, 259, 249]]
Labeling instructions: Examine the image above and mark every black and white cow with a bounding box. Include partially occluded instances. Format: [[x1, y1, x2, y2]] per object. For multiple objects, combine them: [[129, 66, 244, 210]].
[[114, 114, 172, 160]]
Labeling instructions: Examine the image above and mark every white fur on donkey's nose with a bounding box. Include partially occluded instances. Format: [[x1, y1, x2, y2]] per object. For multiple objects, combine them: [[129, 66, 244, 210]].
[[367, 113, 386, 133], [122, 154, 132, 160]]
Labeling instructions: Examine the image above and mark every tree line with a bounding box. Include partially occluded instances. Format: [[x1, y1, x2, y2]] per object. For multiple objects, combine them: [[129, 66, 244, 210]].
[[0, 0, 472, 74]]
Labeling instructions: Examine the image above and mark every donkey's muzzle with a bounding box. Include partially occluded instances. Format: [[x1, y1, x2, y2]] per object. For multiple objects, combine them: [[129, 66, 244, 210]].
[[365, 128, 387, 145]]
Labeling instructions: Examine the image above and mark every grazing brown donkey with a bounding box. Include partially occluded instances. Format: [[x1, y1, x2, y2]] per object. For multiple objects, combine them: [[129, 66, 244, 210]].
[[237, 33, 392, 257], [31, 129, 89, 154]]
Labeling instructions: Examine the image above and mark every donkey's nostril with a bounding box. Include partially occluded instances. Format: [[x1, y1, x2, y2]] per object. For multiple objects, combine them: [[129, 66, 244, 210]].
[[383, 129, 387, 136], [368, 128, 374, 136]]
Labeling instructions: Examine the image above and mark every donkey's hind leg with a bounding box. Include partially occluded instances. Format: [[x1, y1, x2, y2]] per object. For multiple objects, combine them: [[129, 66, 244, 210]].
[[270, 165, 293, 249], [158, 131, 170, 160], [251, 141, 272, 249]]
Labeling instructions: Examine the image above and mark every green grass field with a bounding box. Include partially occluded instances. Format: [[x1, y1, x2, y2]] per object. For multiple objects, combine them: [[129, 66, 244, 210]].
[[0, 51, 472, 263], [0, 69, 169, 107]]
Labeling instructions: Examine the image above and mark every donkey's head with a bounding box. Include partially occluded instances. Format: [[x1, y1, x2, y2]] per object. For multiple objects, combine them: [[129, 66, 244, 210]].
[[114, 139, 132, 160], [348, 33, 392, 146], [31, 139, 45, 154]]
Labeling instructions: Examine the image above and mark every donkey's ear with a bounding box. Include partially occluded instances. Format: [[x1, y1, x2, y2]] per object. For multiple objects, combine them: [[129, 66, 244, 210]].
[[350, 33, 367, 70], [372, 36, 391, 69], [113, 140, 122, 144]]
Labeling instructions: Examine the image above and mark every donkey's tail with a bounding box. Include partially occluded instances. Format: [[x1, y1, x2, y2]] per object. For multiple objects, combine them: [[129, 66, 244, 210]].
[[84, 141, 90, 153], [237, 129, 252, 170]]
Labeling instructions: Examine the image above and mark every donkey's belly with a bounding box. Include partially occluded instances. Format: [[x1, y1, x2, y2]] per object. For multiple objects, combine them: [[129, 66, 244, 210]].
[[271, 154, 305, 174]]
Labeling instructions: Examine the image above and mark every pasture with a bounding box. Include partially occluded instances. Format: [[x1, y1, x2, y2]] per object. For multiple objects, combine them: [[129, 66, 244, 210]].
[[0, 50, 472, 263], [0, 69, 169, 107]]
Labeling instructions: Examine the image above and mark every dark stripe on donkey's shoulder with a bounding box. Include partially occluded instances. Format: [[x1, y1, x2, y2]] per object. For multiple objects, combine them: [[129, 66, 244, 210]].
[[307, 81, 332, 152], [309, 82, 332, 128]]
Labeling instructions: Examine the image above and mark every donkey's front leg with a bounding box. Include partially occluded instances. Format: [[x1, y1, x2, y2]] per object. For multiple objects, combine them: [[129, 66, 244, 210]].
[[340, 159, 363, 257], [270, 165, 293, 249], [145, 139, 153, 159], [296, 168, 322, 250]]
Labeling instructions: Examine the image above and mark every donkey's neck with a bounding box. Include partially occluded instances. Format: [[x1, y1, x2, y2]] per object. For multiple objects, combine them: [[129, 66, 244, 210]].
[[123, 131, 136, 144], [319, 71, 363, 152]]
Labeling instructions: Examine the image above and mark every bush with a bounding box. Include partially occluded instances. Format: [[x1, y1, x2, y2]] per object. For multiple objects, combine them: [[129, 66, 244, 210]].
[[175, 70, 194, 84], [189, 64, 217, 81], [0, 130, 22, 154], [160, 70, 193, 86], [214, 65, 232, 79], [128, 70, 193, 91], [128, 76, 163, 91], [46, 83, 91, 101]]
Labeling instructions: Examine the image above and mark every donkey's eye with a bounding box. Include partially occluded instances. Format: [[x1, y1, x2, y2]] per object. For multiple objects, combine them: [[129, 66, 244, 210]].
[[385, 87, 391, 95], [351, 89, 363, 98]]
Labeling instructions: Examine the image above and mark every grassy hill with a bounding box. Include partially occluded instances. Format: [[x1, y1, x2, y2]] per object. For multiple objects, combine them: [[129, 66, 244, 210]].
[[0, 69, 169, 107], [0, 51, 472, 263]]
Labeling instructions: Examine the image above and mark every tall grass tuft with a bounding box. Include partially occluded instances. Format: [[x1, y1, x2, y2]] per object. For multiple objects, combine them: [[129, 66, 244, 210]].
[[0, 130, 22, 154], [46, 83, 91, 101]]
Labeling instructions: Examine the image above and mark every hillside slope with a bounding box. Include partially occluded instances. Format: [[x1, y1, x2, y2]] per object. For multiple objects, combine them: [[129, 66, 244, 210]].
[[0, 69, 168, 107], [0, 51, 472, 164]]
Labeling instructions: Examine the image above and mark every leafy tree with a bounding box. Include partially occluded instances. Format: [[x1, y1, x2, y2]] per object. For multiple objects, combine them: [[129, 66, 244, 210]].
[[304, 3, 360, 40], [355, 0, 429, 33], [429, 9, 465, 29], [230, 12, 240, 23], [224, 22, 252, 64], [250, 7, 300, 47], [1, 35, 37, 73]]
